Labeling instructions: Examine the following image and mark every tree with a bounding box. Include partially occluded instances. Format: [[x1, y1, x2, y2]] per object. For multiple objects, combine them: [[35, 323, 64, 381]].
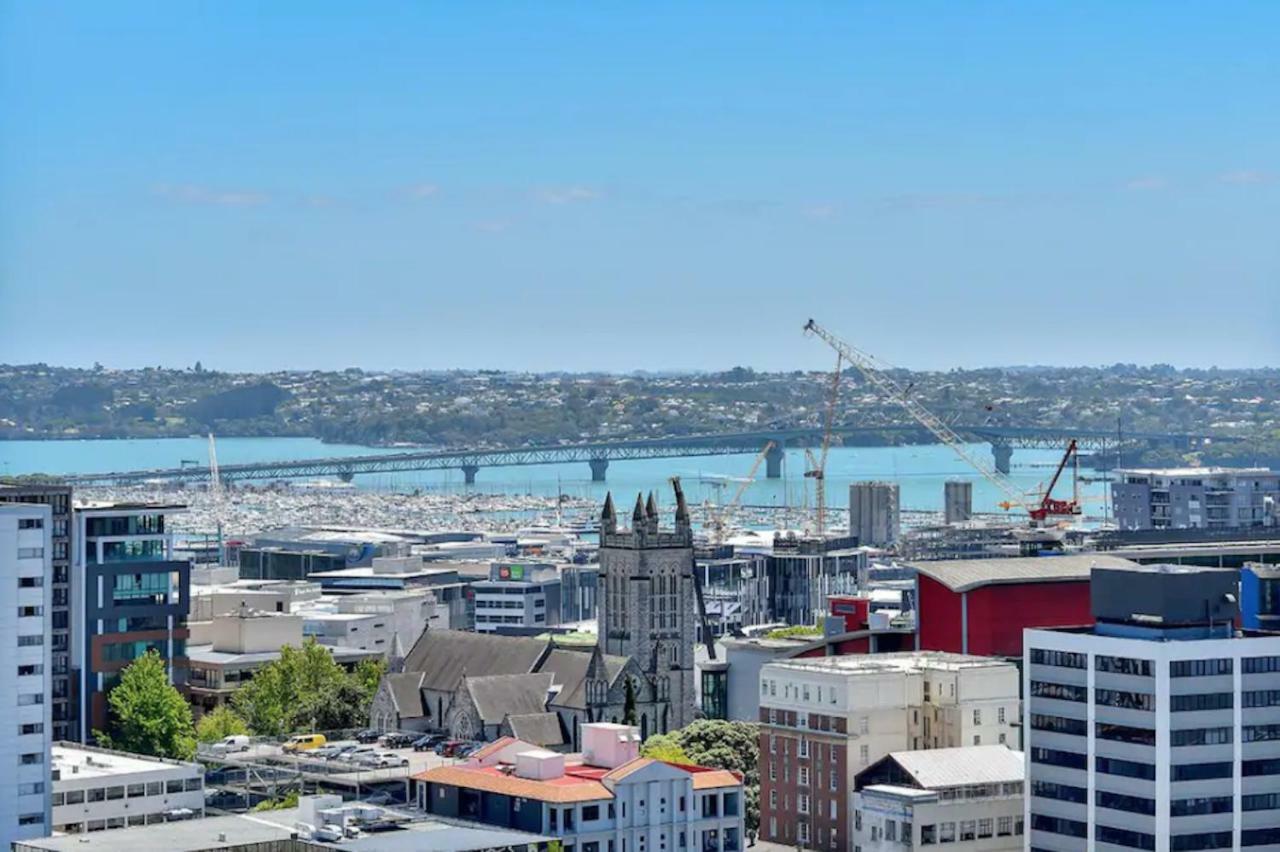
[[640, 733, 690, 764], [660, 719, 761, 837], [96, 650, 196, 760], [196, 705, 249, 744], [623, 677, 638, 726], [234, 639, 382, 736]]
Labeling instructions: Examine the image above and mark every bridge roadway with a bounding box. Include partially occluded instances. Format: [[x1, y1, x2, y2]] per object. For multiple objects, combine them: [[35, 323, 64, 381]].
[[61, 425, 1227, 486]]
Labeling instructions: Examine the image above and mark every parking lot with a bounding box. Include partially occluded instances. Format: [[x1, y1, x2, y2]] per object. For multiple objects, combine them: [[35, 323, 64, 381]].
[[199, 733, 467, 786]]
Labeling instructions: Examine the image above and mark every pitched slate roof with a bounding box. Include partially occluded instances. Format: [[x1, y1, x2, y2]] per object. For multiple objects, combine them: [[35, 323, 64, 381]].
[[402, 630, 549, 692], [385, 672, 426, 718], [506, 713, 566, 748], [539, 647, 628, 709], [465, 673, 553, 725]]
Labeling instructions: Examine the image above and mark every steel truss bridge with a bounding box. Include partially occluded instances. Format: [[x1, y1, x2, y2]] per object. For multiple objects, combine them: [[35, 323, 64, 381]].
[[60, 424, 1233, 486]]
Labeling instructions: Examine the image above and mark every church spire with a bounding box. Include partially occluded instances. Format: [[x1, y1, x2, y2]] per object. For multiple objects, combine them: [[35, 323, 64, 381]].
[[646, 491, 660, 533], [672, 476, 691, 535], [632, 493, 646, 528], [601, 491, 617, 535]]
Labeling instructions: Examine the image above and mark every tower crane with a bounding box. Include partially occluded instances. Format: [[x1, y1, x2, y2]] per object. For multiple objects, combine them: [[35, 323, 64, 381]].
[[707, 440, 776, 544], [804, 354, 842, 537], [802, 319, 1081, 524]]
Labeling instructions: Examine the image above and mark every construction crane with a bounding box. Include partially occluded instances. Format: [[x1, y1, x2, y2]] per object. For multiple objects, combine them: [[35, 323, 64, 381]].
[[804, 354, 842, 536], [803, 319, 1080, 524], [707, 441, 776, 544]]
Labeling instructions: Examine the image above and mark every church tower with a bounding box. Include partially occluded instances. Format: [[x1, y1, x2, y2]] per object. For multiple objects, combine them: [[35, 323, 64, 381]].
[[597, 480, 697, 733]]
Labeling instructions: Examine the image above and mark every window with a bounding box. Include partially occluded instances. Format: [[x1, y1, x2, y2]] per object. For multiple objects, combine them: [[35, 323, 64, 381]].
[[998, 707, 1006, 724], [1031, 814, 1087, 839], [798, 766, 809, 786], [1096, 722, 1156, 745], [18, 518, 43, 529], [17, 664, 42, 677], [939, 823, 955, 843], [1031, 713, 1086, 736], [1030, 680, 1087, 702], [1030, 746, 1086, 770], [87, 788, 105, 803], [18, 814, 43, 827], [1095, 688, 1155, 711], [1171, 693, 1233, 712], [583, 805, 600, 821], [1243, 656, 1280, 674], [997, 816, 1012, 836], [973, 709, 981, 725], [17, 635, 44, 647], [166, 780, 184, 794], [17, 547, 44, 559], [1030, 648, 1086, 668], [1243, 758, 1280, 776], [106, 786, 124, 800], [127, 784, 145, 798], [1172, 727, 1233, 746], [1095, 655, 1152, 676], [18, 577, 42, 588], [1097, 791, 1156, 815], [1244, 690, 1280, 707], [1097, 826, 1156, 850], [1031, 781, 1086, 804], [65, 790, 84, 805], [1171, 832, 1233, 851], [797, 794, 810, 815], [859, 744, 868, 765], [1171, 659, 1232, 677], [17, 782, 45, 795], [1096, 756, 1156, 780], [1173, 762, 1233, 781], [20, 752, 43, 765], [1173, 797, 1233, 816], [19, 723, 43, 735], [921, 825, 936, 845]]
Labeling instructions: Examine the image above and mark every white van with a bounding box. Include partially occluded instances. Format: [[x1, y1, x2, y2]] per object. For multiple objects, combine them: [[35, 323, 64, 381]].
[[211, 735, 251, 754]]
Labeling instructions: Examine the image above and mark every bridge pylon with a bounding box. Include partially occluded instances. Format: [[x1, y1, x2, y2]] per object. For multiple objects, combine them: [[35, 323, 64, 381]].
[[765, 441, 785, 479], [589, 458, 609, 482], [461, 465, 479, 485]]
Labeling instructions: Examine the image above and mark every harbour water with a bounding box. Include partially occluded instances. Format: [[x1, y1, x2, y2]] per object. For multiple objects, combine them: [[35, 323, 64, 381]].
[[0, 436, 1108, 520]]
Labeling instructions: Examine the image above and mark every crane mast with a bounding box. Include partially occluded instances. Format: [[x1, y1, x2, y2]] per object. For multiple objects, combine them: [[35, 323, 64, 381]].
[[803, 319, 1032, 514], [804, 355, 842, 536], [709, 440, 776, 544]]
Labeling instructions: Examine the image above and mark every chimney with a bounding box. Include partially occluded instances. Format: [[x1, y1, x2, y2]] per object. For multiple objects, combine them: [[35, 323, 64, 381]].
[[581, 722, 641, 769]]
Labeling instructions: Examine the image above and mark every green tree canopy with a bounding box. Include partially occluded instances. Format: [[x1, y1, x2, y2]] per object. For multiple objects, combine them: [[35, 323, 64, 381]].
[[195, 705, 249, 744], [96, 650, 196, 760], [640, 732, 691, 764], [233, 639, 385, 736]]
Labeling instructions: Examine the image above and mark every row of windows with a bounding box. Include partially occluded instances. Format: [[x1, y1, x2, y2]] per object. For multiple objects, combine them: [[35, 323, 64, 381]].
[[1172, 832, 1232, 851], [1030, 814, 1086, 839], [1098, 755, 1156, 780], [1030, 747, 1086, 771], [1098, 825, 1155, 850], [1173, 762, 1232, 781], [1098, 722, 1155, 746], [53, 778, 202, 805], [1030, 649, 1086, 669], [918, 818, 1021, 844], [1030, 780, 1086, 804], [1030, 714, 1086, 736], [1096, 688, 1155, 711], [1172, 726, 1232, 746], [1096, 655, 1153, 676], [1029, 680, 1086, 702], [1245, 724, 1280, 742], [1172, 797, 1232, 816], [1171, 692, 1233, 712], [1244, 793, 1280, 811], [1244, 689, 1280, 707], [1244, 758, 1280, 776], [1097, 790, 1155, 816], [1171, 658, 1232, 677], [1243, 656, 1280, 673]]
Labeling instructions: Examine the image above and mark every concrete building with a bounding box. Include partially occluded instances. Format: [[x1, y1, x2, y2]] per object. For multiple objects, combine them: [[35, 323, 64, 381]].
[[49, 742, 204, 834], [472, 562, 562, 634], [1112, 466, 1280, 531], [912, 554, 1138, 658], [72, 501, 192, 740], [1024, 562, 1280, 851], [850, 481, 900, 548], [695, 550, 769, 644], [1, 503, 54, 848], [186, 609, 380, 716], [853, 746, 1025, 850], [414, 723, 746, 852], [758, 651, 1020, 851], [1241, 562, 1280, 631], [943, 480, 973, 524], [598, 488, 698, 732], [0, 484, 74, 741]]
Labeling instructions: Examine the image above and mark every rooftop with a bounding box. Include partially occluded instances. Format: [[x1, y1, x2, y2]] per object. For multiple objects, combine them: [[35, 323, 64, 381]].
[[1116, 466, 1275, 477], [52, 742, 201, 781], [187, 643, 381, 668], [884, 745, 1025, 789], [767, 650, 1015, 676], [911, 554, 1137, 593]]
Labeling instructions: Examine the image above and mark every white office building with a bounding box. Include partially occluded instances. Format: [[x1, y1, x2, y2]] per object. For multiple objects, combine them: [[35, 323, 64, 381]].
[[1025, 563, 1280, 851], [853, 745, 1025, 850], [1, 503, 55, 848], [49, 743, 204, 834]]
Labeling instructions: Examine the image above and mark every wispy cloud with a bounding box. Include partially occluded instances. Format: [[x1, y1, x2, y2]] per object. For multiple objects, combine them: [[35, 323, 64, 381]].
[[405, 183, 440, 199], [153, 183, 269, 206], [801, 203, 840, 220], [1123, 176, 1169, 192], [473, 219, 511, 233], [1218, 169, 1275, 186], [537, 185, 602, 205]]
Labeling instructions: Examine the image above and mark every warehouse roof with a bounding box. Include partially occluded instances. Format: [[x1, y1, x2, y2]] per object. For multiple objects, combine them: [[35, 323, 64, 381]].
[[886, 745, 1025, 789], [910, 554, 1136, 593]]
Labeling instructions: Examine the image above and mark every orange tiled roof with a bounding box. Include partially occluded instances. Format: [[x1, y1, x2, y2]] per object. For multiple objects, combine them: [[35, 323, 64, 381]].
[[691, 769, 742, 790], [602, 757, 654, 782], [413, 765, 611, 804], [469, 736, 517, 762]]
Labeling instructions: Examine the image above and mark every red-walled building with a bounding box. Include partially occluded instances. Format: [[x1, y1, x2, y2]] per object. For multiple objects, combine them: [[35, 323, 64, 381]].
[[911, 554, 1138, 657]]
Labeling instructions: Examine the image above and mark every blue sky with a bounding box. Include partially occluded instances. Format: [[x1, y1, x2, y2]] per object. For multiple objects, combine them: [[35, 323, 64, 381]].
[[2, 1, 1277, 372]]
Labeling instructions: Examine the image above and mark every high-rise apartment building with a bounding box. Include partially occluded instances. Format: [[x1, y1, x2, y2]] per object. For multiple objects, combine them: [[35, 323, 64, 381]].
[[73, 502, 191, 741], [1112, 467, 1280, 530], [1024, 563, 1280, 851], [1, 503, 54, 847], [758, 652, 1020, 852], [597, 488, 697, 733], [0, 485, 74, 740]]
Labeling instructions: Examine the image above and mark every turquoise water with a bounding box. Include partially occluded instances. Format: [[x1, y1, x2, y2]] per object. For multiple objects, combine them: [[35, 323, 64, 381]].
[[0, 436, 1105, 517]]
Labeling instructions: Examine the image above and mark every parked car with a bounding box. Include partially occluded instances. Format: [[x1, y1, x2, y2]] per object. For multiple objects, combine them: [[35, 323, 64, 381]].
[[355, 729, 382, 744], [282, 734, 327, 753], [374, 751, 410, 767], [434, 740, 461, 756], [412, 734, 445, 752], [315, 825, 345, 842], [338, 746, 377, 764], [380, 732, 418, 749], [210, 735, 251, 754], [454, 742, 482, 758]]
